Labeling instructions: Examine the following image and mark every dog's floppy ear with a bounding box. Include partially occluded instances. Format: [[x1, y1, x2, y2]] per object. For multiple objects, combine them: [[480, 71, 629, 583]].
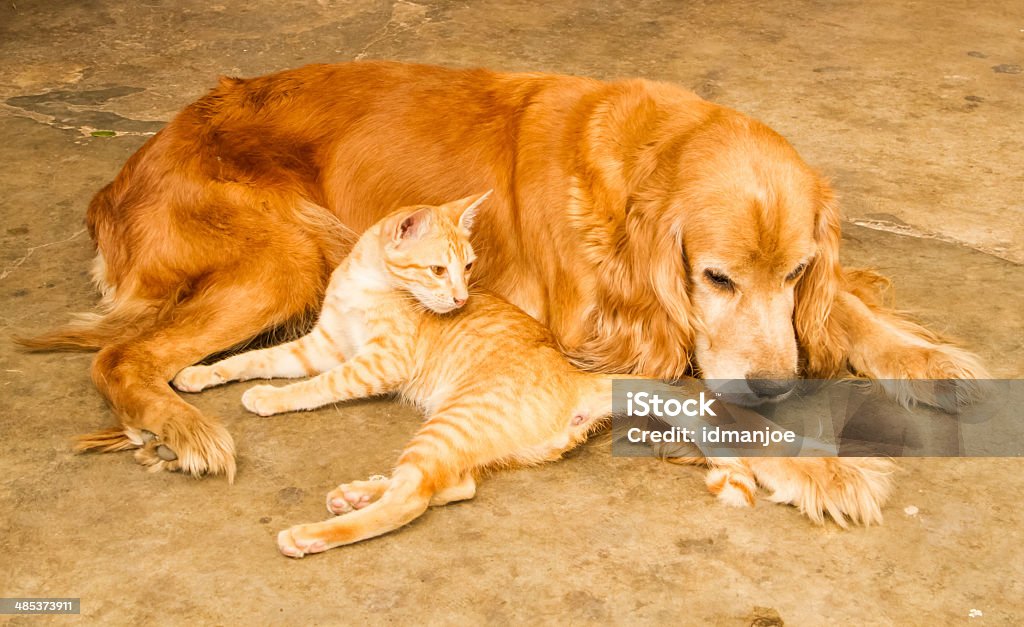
[[794, 179, 845, 376], [649, 216, 699, 363], [565, 85, 698, 377], [570, 211, 697, 379]]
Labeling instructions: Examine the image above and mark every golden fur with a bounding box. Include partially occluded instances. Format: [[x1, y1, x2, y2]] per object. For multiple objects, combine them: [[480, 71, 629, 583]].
[[22, 62, 987, 525]]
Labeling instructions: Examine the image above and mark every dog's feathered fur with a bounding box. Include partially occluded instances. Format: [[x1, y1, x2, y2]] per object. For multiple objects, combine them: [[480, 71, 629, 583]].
[[22, 62, 985, 523]]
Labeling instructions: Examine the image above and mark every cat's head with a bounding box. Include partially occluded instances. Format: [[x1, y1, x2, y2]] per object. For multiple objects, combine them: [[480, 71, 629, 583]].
[[379, 191, 491, 314]]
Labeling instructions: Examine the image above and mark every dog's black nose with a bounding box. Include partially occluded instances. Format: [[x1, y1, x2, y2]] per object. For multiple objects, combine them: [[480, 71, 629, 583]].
[[745, 373, 797, 399]]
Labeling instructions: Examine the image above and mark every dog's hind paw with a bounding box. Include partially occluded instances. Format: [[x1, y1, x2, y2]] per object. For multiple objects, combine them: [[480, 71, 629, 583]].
[[132, 410, 237, 481]]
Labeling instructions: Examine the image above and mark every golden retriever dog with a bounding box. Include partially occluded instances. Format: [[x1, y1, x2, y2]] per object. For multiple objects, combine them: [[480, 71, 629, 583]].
[[23, 62, 986, 524]]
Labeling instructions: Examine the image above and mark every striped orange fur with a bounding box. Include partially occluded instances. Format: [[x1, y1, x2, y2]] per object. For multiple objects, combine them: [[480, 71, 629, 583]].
[[175, 194, 621, 557]]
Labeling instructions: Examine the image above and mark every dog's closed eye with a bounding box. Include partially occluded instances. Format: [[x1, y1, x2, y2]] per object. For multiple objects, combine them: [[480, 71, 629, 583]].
[[786, 263, 808, 282], [704, 269, 735, 290]]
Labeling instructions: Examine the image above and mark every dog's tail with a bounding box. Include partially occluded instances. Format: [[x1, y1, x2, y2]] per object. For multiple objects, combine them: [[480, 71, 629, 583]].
[[15, 306, 149, 352], [73, 427, 141, 453]]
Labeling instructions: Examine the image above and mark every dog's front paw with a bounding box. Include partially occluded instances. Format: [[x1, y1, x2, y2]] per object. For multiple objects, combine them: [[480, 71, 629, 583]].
[[172, 365, 225, 393], [242, 385, 285, 416], [875, 344, 991, 411], [752, 457, 894, 527]]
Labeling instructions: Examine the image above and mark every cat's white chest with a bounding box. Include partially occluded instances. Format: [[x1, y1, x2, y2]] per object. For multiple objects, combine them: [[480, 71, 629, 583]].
[[317, 288, 370, 356], [341, 307, 374, 351], [322, 299, 369, 354]]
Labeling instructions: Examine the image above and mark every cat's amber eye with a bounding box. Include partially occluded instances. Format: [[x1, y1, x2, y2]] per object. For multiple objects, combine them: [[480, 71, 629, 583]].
[[430, 265, 446, 277], [465, 262, 474, 272]]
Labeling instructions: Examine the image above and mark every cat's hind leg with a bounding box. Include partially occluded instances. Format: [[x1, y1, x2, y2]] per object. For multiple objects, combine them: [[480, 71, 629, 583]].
[[278, 410, 487, 556], [277, 465, 434, 557], [428, 473, 477, 506], [325, 473, 476, 515]]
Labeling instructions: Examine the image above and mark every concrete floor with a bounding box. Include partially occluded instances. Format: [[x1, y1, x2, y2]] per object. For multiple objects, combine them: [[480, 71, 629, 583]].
[[1, 0, 1021, 623]]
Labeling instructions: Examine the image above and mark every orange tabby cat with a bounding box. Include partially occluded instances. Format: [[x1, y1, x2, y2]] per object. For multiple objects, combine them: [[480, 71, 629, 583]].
[[174, 192, 621, 557], [175, 193, 893, 556]]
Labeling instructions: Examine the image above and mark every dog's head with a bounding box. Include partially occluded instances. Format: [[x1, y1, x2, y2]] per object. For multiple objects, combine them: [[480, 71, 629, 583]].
[[670, 116, 840, 402], [573, 88, 842, 400]]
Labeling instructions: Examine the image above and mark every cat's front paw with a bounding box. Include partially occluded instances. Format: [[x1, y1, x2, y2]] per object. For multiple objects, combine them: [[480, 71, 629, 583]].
[[172, 365, 225, 393], [277, 524, 328, 558], [241, 385, 284, 416]]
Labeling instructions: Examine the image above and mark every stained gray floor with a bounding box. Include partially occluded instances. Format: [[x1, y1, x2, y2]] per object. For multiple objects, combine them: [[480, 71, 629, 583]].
[[1, 1, 1022, 624]]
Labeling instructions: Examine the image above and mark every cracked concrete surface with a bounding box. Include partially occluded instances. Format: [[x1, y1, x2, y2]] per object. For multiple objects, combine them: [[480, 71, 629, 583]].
[[3, 87, 164, 138], [1, 0, 1022, 624]]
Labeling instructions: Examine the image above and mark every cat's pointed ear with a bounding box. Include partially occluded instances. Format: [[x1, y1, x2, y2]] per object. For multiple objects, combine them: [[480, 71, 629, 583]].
[[392, 207, 433, 243], [444, 190, 492, 232]]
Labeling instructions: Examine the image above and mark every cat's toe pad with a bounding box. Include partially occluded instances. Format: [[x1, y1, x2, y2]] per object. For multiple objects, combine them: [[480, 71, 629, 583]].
[[325, 477, 390, 515], [277, 526, 326, 558]]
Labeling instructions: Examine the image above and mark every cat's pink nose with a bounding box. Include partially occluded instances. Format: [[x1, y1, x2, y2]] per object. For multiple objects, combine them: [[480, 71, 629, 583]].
[[453, 296, 467, 307]]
